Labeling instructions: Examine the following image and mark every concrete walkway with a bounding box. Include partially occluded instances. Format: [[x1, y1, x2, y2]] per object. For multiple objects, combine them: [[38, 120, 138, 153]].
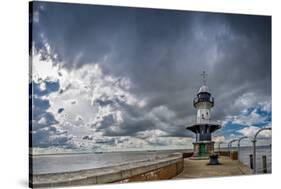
[[174, 156, 252, 179]]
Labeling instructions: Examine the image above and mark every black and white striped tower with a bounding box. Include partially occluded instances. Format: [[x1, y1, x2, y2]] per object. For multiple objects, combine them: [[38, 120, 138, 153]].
[[186, 71, 221, 159]]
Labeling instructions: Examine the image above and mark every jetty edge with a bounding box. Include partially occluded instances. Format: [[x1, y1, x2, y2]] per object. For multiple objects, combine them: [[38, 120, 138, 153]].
[[31, 151, 252, 188], [31, 153, 184, 188]]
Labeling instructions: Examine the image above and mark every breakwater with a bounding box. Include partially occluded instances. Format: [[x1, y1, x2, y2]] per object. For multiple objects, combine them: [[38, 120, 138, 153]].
[[31, 153, 184, 188]]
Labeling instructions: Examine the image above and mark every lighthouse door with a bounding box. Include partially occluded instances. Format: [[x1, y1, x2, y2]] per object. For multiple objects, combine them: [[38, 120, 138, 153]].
[[199, 144, 206, 155]]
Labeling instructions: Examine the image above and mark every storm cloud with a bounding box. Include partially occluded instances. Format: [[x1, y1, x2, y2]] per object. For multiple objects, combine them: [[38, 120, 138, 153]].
[[30, 2, 271, 151]]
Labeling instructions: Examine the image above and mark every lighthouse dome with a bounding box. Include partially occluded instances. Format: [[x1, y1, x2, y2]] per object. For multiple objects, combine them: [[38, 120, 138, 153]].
[[198, 85, 210, 94]]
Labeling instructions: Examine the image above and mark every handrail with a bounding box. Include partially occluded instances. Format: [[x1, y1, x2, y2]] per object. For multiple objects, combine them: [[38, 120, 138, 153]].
[[222, 127, 271, 174], [252, 127, 272, 174], [237, 136, 249, 160], [228, 139, 238, 152]]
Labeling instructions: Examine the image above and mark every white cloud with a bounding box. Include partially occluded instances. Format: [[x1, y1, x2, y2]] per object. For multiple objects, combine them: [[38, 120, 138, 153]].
[[221, 100, 271, 129], [259, 100, 271, 112], [146, 136, 193, 149], [38, 117, 47, 125], [212, 135, 225, 143], [234, 92, 257, 108], [237, 125, 272, 138], [238, 126, 259, 138], [149, 105, 176, 120], [31, 59, 152, 150], [39, 82, 46, 91], [136, 129, 168, 139], [38, 59, 190, 151], [232, 109, 265, 126], [32, 51, 60, 82]]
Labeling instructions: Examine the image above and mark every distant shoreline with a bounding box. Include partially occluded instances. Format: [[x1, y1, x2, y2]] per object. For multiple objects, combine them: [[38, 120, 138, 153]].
[[30, 145, 271, 156], [30, 148, 192, 156]]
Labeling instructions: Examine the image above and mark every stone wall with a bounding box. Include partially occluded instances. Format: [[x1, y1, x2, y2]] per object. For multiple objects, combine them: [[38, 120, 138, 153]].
[[229, 151, 238, 160], [182, 152, 193, 158], [217, 150, 238, 160], [217, 151, 230, 156], [123, 158, 184, 182]]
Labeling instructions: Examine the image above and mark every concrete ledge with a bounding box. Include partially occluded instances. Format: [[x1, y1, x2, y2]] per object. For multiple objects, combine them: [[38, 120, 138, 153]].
[[217, 151, 230, 157], [229, 151, 238, 160], [182, 152, 193, 158], [216, 150, 238, 160], [32, 153, 184, 188]]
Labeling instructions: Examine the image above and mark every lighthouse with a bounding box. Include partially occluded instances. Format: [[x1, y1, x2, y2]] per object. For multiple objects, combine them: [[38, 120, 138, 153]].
[[186, 71, 221, 158]]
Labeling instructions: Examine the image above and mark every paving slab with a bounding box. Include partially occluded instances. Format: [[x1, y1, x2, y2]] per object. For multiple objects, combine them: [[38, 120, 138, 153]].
[[173, 156, 252, 179]]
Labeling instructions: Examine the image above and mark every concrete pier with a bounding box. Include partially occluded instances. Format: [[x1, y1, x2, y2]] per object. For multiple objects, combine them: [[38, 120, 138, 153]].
[[31, 153, 183, 188], [31, 152, 252, 187], [174, 155, 251, 179]]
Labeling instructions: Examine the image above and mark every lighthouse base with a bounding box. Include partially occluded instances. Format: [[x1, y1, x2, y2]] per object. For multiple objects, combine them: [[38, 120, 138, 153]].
[[191, 141, 215, 159]]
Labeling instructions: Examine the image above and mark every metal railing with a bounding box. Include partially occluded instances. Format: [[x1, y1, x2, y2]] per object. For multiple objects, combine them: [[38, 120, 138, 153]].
[[228, 139, 238, 152], [252, 127, 272, 174], [215, 126, 272, 174], [237, 136, 249, 160]]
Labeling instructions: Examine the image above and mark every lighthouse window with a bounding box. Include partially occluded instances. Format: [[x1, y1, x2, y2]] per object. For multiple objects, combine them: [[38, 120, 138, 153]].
[[198, 93, 210, 101], [199, 93, 210, 99]]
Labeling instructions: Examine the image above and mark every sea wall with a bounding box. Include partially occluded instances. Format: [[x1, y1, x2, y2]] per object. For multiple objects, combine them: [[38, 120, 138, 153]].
[[31, 153, 184, 188], [217, 151, 230, 157], [217, 151, 238, 160]]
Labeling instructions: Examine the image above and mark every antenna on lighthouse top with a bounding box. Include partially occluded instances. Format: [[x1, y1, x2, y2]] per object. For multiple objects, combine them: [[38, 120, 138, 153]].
[[201, 71, 207, 85]]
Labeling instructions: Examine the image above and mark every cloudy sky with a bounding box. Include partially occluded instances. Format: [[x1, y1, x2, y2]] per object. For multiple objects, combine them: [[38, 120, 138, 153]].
[[30, 2, 271, 153]]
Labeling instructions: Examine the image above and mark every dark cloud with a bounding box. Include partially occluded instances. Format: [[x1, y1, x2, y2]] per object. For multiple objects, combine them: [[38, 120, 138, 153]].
[[31, 2, 271, 142], [58, 84, 71, 94], [95, 137, 129, 145], [57, 108, 64, 114], [82, 135, 93, 140]]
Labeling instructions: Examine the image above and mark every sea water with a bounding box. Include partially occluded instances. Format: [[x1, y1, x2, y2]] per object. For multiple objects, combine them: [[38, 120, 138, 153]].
[[32, 146, 271, 175], [31, 150, 186, 174]]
